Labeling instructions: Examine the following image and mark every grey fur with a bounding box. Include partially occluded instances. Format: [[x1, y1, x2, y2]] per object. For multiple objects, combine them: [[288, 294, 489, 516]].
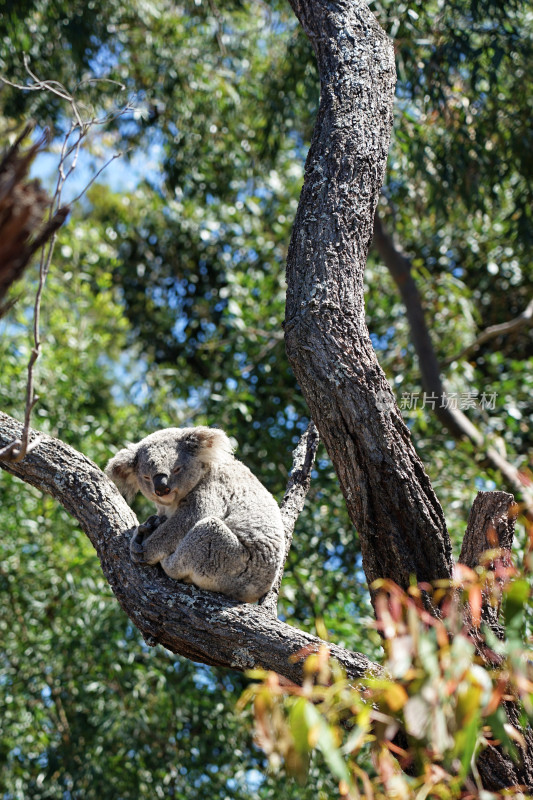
[[105, 427, 285, 603]]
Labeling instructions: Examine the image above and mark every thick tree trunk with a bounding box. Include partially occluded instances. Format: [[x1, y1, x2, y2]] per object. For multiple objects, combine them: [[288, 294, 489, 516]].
[[284, 0, 452, 597], [281, 2, 532, 789]]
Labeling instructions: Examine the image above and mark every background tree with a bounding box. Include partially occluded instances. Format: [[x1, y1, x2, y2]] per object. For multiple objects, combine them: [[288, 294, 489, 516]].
[[0, 0, 531, 797]]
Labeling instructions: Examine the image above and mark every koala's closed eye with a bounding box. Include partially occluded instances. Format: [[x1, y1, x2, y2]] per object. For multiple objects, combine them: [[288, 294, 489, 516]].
[[105, 425, 285, 603]]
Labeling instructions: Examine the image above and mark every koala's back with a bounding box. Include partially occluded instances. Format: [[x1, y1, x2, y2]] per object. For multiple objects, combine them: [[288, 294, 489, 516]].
[[175, 457, 284, 601], [202, 459, 284, 547]]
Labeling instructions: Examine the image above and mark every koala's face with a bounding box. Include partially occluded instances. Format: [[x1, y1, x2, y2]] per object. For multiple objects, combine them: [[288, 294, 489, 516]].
[[105, 426, 233, 506], [134, 431, 207, 507]]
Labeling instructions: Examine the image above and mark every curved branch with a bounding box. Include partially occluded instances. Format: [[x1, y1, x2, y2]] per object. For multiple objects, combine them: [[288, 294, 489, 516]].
[[446, 297, 533, 366], [284, 0, 453, 598], [372, 213, 533, 518], [0, 412, 378, 682]]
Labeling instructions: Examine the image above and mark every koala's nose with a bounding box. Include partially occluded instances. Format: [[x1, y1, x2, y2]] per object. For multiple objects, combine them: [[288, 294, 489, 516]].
[[153, 473, 171, 496]]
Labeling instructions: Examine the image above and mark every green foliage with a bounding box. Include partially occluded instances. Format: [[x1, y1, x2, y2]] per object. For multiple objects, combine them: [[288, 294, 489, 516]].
[[0, 0, 531, 796], [0, 478, 271, 799], [0, 217, 337, 800], [243, 566, 533, 799]]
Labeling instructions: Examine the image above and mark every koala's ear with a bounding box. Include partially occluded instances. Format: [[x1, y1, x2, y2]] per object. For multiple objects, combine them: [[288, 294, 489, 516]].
[[180, 427, 234, 463], [105, 445, 139, 502]]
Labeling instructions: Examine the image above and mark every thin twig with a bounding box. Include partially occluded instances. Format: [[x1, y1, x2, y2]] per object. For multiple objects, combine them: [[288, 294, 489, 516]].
[[445, 298, 533, 366], [68, 151, 123, 206], [258, 420, 320, 616], [0, 59, 135, 463], [207, 0, 227, 55]]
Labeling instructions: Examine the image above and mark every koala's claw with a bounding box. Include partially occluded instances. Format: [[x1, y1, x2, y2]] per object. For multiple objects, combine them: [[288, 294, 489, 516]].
[[130, 515, 168, 564], [137, 514, 159, 535], [137, 513, 167, 537], [130, 535, 147, 564]]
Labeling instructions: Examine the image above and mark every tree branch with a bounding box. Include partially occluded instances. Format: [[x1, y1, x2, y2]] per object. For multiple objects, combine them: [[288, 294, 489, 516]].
[[259, 420, 320, 616], [459, 491, 517, 642], [372, 214, 446, 402], [459, 491, 517, 572], [0, 412, 378, 683], [446, 297, 533, 366], [372, 213, 533, 519]]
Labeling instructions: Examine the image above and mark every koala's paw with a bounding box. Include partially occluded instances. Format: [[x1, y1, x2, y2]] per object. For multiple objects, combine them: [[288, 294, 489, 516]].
[[130, 515, 168, 564]]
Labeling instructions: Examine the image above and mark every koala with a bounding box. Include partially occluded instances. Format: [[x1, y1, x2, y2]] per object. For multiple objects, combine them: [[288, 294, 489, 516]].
[[105, 426, 285, 603]]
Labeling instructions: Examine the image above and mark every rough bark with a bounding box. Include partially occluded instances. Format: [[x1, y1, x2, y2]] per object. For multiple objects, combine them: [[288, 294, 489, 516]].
[[280, 8, 533, 786], [259, 420, 320, 616], [1, 1, 531, 791], [284, 0, 453, 597], [458, 492, 533, 791], [460, 491, 516, 573], [459, 491, 516, 657], [0, 412, 378, 683]]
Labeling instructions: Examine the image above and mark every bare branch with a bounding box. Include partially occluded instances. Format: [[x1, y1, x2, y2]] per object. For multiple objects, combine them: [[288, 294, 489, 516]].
[[68, 151, 123, 206], [372, 212, 533, 520], [259, 421, 320, 615], [0, 66, 134, 463], [445, 298, 533, 366]]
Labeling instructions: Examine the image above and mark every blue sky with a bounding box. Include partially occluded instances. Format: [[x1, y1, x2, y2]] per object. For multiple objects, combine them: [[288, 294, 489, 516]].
[[30, 134, 163, 205]]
